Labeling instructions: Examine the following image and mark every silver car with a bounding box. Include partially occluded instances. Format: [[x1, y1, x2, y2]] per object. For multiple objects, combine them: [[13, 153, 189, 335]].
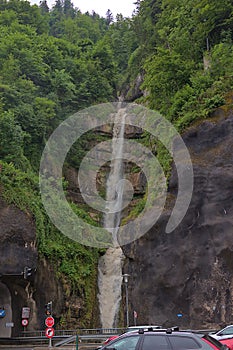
[[210, 325, 233, 340]]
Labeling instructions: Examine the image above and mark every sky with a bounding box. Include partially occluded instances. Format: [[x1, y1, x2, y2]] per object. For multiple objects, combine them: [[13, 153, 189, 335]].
[[30, 0, 136, 18]]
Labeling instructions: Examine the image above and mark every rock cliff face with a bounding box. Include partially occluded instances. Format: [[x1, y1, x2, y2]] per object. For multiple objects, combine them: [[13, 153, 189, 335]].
[[1, 104, 233, 334], [0, 198, 65, 336], [123, 107, 233, 329], [0, 198, 37, 275], [0, 198, 37, 336]]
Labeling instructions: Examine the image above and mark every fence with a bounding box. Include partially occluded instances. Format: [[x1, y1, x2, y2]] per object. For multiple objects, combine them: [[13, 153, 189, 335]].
[[21, 327, 125, 337]]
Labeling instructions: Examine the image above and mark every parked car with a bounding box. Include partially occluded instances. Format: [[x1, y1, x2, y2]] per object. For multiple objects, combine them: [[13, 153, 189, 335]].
[[211, 326, 233, 340], [98, 328, 229, 350], [219, 338, 233, 350], [100, 325, 163, 347]]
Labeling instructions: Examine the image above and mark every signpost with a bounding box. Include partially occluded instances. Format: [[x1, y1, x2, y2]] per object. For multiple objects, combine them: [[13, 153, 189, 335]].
[[45, 327, 54, 347], [22, 319, 28, 327], [45, 316, 54, 328], [45, 312, 55, 348], [22, 318, 28, 332], [21, 307, 30, 332], [45, 327, 55, 338], [22, 307, 30, 319]]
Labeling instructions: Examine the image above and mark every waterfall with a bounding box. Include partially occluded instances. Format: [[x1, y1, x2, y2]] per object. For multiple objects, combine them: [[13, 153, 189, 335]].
[[98, 247, 124, 328], [98, 107, 126, 328]]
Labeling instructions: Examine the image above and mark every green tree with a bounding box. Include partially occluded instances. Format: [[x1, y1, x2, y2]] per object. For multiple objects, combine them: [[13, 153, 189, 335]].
[[39, 0, 49, 13], [0, 111, 27, 166], [105, 9, 113, 25]]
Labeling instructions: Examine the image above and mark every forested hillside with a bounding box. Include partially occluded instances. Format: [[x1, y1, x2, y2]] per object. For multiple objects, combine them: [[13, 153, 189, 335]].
[[0, 0, 232, 327]]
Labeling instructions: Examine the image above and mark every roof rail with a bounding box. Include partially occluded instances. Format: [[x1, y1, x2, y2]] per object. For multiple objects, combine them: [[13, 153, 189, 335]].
[[137, 326, 180, 335]]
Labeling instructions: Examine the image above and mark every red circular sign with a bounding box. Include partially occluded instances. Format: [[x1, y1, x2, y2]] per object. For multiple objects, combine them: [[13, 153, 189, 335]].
[[22, 319, 28, 327], [45, 316, 54, 328], [45, 327, 55, 338]]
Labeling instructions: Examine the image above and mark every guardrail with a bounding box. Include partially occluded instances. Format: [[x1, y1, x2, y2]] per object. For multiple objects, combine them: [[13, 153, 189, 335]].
[[21, 328, 126, 338], [0, 329, 124, 348]]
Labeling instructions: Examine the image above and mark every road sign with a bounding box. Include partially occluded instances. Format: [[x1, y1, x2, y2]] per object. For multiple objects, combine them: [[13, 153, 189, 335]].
[[22, 307, 30, 319], [0, 309, 6, 318], [22, 319, 28, 327], [45, 316, 54, 328], [45, 327, 54, 338], [5, 322, 14, 327]]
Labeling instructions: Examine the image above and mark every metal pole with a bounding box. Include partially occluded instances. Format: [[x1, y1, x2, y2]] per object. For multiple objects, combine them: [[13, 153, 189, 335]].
[[125, 282, 129, 327], [122, 274, 130, 328], [76, 335, 79, 350], [48, 301, 53, 348]]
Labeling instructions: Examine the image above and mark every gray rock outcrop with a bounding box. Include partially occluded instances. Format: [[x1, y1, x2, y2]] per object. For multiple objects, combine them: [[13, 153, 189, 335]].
[[123, 107, 233, 329]]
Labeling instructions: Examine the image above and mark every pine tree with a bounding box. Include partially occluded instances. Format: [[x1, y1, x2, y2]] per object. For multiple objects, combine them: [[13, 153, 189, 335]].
[[106, 9, 113, 25], [39, 0, 49, 13]]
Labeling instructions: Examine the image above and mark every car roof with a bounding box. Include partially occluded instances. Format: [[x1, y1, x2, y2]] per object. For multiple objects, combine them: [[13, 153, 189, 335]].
[[122, 328, 203, 337], [126, 325, 162, 332], [218, 325, 233, 330]]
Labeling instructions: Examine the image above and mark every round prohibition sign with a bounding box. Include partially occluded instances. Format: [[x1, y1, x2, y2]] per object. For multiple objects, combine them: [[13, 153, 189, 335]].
[[22, 319, 28, 327], [45, 316, 54, 328], [45, 327, 55, 338]]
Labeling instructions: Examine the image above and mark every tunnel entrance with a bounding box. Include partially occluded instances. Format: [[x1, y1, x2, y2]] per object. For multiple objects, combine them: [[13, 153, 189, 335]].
[[0, 282, 12, 337]]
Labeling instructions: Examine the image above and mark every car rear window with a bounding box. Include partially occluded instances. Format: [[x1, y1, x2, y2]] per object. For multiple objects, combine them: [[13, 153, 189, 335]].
[[141, 335, 171, 350], [168, 335, 201, 349]]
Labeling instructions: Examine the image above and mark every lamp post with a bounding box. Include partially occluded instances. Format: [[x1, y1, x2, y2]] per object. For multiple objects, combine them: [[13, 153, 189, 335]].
[[122, 274, 130, 327]]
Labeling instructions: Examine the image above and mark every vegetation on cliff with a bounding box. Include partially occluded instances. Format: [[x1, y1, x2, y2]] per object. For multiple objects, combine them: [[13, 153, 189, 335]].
[[0, 0, 232, 327]]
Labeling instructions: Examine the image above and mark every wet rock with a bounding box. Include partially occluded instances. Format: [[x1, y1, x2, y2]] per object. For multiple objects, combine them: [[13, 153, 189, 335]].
[[123, 109, 233, 329], [0, 198, 37, 275]]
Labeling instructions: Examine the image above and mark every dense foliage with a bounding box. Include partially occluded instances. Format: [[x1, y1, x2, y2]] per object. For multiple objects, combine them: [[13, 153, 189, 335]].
[[0, 0, 232, 327], [135, 0, 233, 128], [0, 0, 137, 327]]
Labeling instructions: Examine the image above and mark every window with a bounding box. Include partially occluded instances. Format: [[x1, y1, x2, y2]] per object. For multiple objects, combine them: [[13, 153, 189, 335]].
[[106, 335, 140, 350], [168, 336, 201, 349], [221, 327, 233, 335], [142, 335, 170, 350]]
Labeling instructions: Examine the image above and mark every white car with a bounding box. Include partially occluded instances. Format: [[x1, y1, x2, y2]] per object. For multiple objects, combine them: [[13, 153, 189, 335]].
[[210, 325, 233, 340], [126, 325, 162, 332]]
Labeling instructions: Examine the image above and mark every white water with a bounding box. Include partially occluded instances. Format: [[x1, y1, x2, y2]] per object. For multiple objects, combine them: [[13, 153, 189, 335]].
[[98, 247, 124, 328], [98, 107, 126, 328]]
